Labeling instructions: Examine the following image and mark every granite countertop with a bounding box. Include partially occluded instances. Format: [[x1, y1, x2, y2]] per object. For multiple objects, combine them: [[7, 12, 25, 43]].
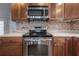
[[52, 33, 79, 37], [0, 33, 24, 37], [0, 33, 79, 37]]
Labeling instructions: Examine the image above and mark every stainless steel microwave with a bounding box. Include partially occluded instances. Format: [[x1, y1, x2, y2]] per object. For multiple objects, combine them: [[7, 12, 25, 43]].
[[27, 6, 48, 19]]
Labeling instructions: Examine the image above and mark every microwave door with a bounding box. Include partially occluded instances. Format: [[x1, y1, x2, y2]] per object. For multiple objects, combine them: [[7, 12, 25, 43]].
[[28, 9, 43, 16]]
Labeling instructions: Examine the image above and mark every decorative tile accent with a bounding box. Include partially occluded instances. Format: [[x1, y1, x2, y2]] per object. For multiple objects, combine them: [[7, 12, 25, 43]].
[[72, 22, 79, 30]]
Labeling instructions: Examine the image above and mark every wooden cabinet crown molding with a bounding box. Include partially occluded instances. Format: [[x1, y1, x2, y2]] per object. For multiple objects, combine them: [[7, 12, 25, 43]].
[[28, 3, 49, 6]]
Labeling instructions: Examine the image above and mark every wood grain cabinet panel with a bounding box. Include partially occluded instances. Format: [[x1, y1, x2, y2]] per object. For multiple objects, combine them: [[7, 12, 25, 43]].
[[11, 3, 20, 21], [56, 4, 64, 19], [19, 3, 27, 20], [53, 37, 72, 56], [1, 46, 22, 56], [64, 3, 79, 20], [65, 37, 73, 56], [0, 37, 3, 55], [11, 3, 27, 21], [72, 37, 79, 56], [65, 37, 79, 56], [52, 37, 79, 56], [49, 3, 56, 20], [53, 37, 66, 56], [0, 37, 23, 56], [2, 37, 22, 46]]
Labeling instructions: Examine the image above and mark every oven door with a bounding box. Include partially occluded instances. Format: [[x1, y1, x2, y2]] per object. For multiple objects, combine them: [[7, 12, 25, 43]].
[[23, 38, 52, 56]]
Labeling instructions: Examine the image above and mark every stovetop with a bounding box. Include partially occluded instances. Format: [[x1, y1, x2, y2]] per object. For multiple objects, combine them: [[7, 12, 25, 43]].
[[23, 32, 52, 37]]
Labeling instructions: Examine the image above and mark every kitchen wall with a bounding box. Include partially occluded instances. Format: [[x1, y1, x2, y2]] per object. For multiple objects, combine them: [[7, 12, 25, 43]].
[[0, 3, 10, 34], [0, 3, 16, 34]]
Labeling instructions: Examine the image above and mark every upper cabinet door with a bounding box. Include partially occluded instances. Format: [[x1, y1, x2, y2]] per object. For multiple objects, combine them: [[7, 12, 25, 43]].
[[11, 3, 20, 21], [64, 3, 79, 20], [56, 3, 64, 19], [49, 3, 56, 20], [19, 3, 27, 20], [11, 3, 27, 21]]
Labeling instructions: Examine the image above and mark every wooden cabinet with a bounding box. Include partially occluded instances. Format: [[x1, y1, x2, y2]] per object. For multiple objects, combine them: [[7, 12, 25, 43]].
[[53, 37, 66, 56], [64, 3, 79, 20], [19, 4, 27, 20], [71, 37, 79, 56], [11, 3, 27, 21], [0, 37, 22, 56], [11, 3, 79, 21], [53, 37, 72, 56], [65, 37, 73, 56], [0, 37, 3, 55], [49, 3, 56, 20], [65, 37, 79, 56], [11, 4, 19, 21], [53, 37, 79, 56], [56, 4, 64, 19]]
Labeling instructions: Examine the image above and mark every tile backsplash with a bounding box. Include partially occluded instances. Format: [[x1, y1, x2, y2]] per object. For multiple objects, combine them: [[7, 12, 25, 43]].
[[15, 20, 79, 33]]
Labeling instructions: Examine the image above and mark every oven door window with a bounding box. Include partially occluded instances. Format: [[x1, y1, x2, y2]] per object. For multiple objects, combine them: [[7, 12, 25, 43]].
[[28, 44, 48, 56]]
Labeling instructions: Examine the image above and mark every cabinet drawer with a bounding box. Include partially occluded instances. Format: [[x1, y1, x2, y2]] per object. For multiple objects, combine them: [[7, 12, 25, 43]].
[[54, 39, 65, 46], [1, 46, 22, 56], [2, 41, 22, 46], [1, 37, 22, 46], [54, 43, 65, 46]]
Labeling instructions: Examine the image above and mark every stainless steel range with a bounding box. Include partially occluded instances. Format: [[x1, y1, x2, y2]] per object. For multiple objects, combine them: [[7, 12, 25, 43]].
[[23, 28, 53, 56]]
